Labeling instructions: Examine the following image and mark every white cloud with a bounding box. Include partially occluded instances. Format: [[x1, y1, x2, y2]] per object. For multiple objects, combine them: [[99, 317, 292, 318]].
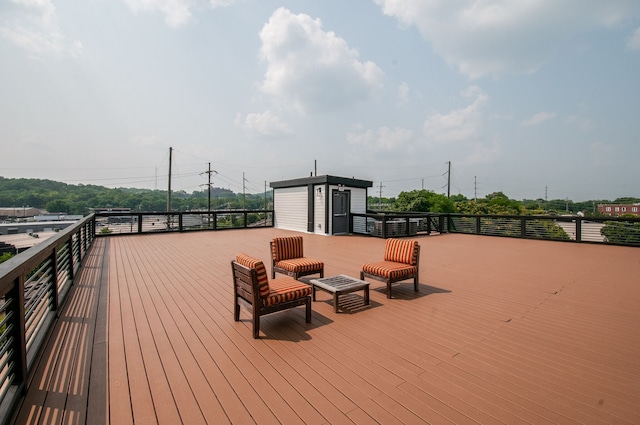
[[120, 0, 235, 27], [122, 0, 193, 28], [423, 85, 488, 143], [0, 0, 82, 57], [374, 0, 640, 78], [237, 110, 293, 137], [565, 114, 593, 132], [258, 7, 384, 114], [346, 126, 414, 152], [209, 0, 235, 8], [397, 81, 409, 105], [627, 27, 640, 50], [589, 141, 614, 165], [521, 111, 556, 127], [460, 139, 501, 165]]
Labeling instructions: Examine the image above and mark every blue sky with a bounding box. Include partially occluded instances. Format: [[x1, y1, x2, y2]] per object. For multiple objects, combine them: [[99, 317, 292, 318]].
[[1, 0, 639, 201]]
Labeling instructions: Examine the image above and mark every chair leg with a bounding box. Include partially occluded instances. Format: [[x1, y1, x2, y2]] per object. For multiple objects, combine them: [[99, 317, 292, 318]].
[[252, 314, 260, 339], [414, 276, 419, 292], [234, 298, 240, 321], [387, 280, 392, 299], [305, 297, 312, 323]]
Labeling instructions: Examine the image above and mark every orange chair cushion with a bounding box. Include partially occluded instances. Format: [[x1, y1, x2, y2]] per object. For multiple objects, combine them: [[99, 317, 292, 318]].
[[274, 258, 324, 274], [271, 236, 304, 262], [362, 261, 418, 281], [235, 253, 270, 298], [384, 239, 419, 265], [264, 278, 312, 307]]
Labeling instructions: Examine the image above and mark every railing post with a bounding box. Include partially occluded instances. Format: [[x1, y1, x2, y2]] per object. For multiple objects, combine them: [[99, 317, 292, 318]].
[[244, 211, 248, 228], [7, 276, 28, 394], [81, 225, 87, 256], [576, 218, 582, 242], [51, 247, 60, 311], [178, 213, 183, 231], [382, 216, 388, 239], [67, 236, 75, 282], [475, 216, 481, 235], [521, 217, 527, 238]]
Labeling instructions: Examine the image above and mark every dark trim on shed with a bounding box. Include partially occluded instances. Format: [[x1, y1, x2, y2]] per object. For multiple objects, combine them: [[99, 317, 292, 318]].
[[270, 175, 373, 190]]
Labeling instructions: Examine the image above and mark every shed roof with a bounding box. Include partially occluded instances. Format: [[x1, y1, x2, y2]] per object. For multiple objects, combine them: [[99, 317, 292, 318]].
[[270, 175, 373, 189]]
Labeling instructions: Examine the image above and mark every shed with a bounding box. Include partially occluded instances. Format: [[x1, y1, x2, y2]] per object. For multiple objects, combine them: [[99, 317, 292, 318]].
[[270, 175, 373, 235]]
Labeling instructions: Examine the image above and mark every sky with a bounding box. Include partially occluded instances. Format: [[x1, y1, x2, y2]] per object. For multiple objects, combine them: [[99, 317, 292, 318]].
[[1, 0, 640, 202]]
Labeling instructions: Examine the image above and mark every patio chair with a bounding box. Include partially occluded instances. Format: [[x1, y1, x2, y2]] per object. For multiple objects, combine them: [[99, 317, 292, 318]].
[[360, 238, 420, 299], [232, 253, 312, 339], [270, 236, 324, 280]]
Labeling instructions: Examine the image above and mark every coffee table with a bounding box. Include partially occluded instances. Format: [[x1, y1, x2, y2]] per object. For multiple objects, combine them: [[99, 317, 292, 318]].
[[309, 274, 370, 313]]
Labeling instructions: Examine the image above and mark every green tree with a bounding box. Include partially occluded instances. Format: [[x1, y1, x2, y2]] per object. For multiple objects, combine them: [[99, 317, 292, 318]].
[[392, 190, 455, 213], [46, 199, 70, 213], [456, 192, 523, 215], [600, 216, 640, 245]]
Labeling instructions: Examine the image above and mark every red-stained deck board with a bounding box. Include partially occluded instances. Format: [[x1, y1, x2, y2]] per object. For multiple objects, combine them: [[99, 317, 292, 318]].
[[10, 230, 640, 425]]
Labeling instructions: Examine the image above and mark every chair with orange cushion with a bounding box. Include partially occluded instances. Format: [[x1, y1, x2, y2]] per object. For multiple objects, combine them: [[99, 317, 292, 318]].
[[232, 253, 312, 338], [270, 236, 324, 280], [360, 239, 420, 299]]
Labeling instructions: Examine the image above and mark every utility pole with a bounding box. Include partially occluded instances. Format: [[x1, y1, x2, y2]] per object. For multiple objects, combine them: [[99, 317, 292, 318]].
[[545, 186, 548, 203], [447, 161, 451, 198], [378, 182, 385, 211], [243, 172, 248, 209], [474, 176, 477, 201], [167, 146, 172, 212], [200, 162, 217, 213]]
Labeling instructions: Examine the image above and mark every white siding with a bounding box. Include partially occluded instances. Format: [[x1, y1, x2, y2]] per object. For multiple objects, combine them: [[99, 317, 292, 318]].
[[274, 186, 309, 232], [350, 188, 367, 213], [349, 188, 368, 234]]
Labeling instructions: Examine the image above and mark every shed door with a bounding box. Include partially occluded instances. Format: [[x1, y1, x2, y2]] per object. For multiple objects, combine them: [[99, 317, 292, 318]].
[[332, 190, 350, 235]]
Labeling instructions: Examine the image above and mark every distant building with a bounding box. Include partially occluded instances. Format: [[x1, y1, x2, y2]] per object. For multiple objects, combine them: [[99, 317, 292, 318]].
[[34, 213, 84, 221], [597, 204, 640, 217], [0, 207, 40, 219], [92, 207, 131, 214]]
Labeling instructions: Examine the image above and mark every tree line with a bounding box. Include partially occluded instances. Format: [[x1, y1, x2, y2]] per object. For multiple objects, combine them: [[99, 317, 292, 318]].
[[0, 177, 272, 215], [369, 189, 639, 216], [1, 177, 637, 217]]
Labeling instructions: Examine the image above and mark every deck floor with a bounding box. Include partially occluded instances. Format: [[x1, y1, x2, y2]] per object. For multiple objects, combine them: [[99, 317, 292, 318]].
[[10, 229, 640, 424]]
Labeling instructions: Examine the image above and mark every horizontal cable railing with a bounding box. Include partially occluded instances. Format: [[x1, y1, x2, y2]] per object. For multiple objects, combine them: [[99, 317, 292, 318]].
[[0, 215, 95, 425], [351, 212, 446, 239], [351, 212, 640, 247], [94, 210, 274, 236]]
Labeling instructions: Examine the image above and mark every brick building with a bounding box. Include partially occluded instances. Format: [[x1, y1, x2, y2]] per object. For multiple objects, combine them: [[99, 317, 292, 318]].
[[597, 204, 640, 217]]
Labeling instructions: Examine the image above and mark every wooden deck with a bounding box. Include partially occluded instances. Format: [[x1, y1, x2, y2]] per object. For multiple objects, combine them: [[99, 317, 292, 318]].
[[10, 228, 640, 424]]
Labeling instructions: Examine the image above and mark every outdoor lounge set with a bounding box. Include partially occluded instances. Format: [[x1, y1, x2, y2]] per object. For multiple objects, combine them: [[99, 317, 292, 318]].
[[231, 236, 420, 338]]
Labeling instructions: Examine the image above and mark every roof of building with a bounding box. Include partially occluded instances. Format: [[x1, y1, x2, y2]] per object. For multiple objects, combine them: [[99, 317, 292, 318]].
[[270, 174, 373, 189]]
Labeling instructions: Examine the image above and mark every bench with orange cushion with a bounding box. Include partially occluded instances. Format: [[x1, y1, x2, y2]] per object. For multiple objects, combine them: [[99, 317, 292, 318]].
[[360, 239, 420, 299], [270, 236, 324, 280], [232, 253, 312, 339]]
